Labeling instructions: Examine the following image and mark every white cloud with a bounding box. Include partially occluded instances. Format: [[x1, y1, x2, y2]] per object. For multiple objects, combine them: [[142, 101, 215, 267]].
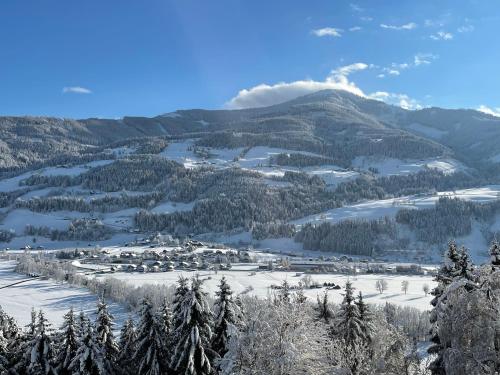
[[350, 3, 364, 12], [378, 54, 437, 78], [369, 91, 422, 110], [380, 22, 417, 30], [226, 63, 423, 112], [477, 105, 500, 117], [311, 27, 343, 37], [226, 63, 369, 109], [457, 24, 474, 33], [430, 31, 453, 40], [360, 16, 373, 22], [349, 26, 362, 32], [62, 86, 92, 94], [414, 53, 438, 66]]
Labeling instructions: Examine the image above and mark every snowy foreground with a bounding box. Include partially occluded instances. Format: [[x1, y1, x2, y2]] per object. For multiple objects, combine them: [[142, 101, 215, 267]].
[[0, 261, 129, 327], [0, 256, 436, 332], [94, 267, 436, 311]]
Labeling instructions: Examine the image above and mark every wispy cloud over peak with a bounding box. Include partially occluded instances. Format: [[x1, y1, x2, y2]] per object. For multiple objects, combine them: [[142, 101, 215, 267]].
[[478, 105, 500, 117], [226, 62, 370, 109], [62, 86, 92, 94], [380, 22, 417, 30]]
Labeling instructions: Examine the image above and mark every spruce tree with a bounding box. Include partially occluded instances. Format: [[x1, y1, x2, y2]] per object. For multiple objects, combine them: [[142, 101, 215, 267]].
[[212, 277, 238, 358], [336, 281, 364, 344], [355, 291, 373, 345], [428, 242, 476, 375], [95, 299, 118, 366], [171, 276, 189, 342], [132, 299, 170, 375], [158, 298, 172, 346], [55, 307, 79, 375], [170, 278, 215, 375], [70, 320, 111, 375], [26, 310, 57, 375], [117, 317, 137, 375], [0, 330, 8, 374], [490, 241, 500, 267], [333, 281, 367, 374]]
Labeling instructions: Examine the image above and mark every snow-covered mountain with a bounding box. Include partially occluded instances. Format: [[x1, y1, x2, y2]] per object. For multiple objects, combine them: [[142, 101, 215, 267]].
[[2, 89, 500, 262]]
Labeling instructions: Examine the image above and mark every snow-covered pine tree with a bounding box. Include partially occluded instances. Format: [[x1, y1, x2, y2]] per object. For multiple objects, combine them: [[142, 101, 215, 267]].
[[170, 277, 215, 375], [170, 276, 189, 342], [356, 291, 374, 345], [316, 290, 333, 323], [158, 298, 172, 345], [77, 310, 89, 338], [276, 280, 291, 304], [95, 299, 119, 366], [490, 241, 500, 267], [26, 310, 57, 375], [132, 298, 170, 375], [55, 307, 79, 375], [428, 242, 476, 374], [212, 277, 238, 358], [0, 330, 8, 374], [117, 317, 137, 375], [69, 320, 111, 375], [332, 281, 368, 374], [336, 281, 364, 344], [27, 307, 37, 337]]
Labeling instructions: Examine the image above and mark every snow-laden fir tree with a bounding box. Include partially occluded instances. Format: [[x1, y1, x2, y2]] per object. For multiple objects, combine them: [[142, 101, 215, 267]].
[[77, 310, 89, 338], [158, 298, 172, 345], [212, 277, 239, 358], [69, 320, 112, 375], [95, 299, 119, 366], [27, 307, 37, 338], [428, 242, 476, 374], [316, 290, 333, 323], [490, 241, 500, 267], [170, 277, 215, 375], [117, 317, 137, 375], [171, 276, 189, 342], [356, 291, 374, 346], [55, 307, 79, 375], [0, 330, 8, 374], [132, 298, 170, 375], [26, 310, 56, 375], [331, 281, 370, 374]]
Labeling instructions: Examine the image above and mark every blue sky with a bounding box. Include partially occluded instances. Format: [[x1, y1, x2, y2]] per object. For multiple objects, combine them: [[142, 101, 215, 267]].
[[1, 0, 499, 118]]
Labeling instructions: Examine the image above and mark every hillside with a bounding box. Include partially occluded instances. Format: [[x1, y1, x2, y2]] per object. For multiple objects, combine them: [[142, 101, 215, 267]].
[[2, 89, 500, 262]]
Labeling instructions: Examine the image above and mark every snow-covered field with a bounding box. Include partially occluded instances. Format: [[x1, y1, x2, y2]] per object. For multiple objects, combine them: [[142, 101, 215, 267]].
[[0, 160, 113, 193], [292, 185, 500, 226], [94, 269, 436, 311], [0, 261, 129, 327], [352, 156, 464, 176]]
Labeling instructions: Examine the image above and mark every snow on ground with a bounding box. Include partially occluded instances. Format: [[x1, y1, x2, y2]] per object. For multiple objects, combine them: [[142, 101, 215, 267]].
[[0, 209, 77, 233], [293, 185, 500, 227], [96, 269, 435, 311], [151, 201, 195, 214], [407, 123, 448, 139], [352, 156, 464, 176], [0, 160, 113, 193], [0, 261, 130, 327], [238, 147, 323, 169], [160, 140, 203, 168]]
